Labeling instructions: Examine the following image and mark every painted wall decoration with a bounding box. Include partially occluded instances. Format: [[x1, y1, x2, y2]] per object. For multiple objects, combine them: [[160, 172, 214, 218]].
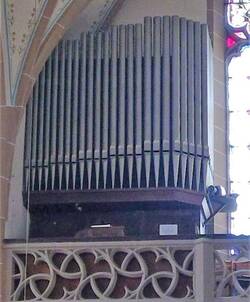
[[6, 0, 44, 56], [4, 0, 47, 95], [2, 0, 119, 104]]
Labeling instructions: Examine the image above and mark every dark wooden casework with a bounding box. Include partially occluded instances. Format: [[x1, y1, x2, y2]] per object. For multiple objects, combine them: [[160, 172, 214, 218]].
[[23, 187, 204, 207], [24, 188, 203, 238], [22, 16, 218, 239]]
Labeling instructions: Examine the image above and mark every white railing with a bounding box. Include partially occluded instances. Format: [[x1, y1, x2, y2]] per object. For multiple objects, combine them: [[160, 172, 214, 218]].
[[3, 237, 250, 302]]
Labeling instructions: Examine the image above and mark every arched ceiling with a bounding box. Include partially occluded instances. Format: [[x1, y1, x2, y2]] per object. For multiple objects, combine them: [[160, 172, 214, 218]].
[[1, 0, 122, 105]]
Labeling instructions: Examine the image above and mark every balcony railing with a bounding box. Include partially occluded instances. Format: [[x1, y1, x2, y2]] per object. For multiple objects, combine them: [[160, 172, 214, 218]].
[[3, 237, 250, 301]]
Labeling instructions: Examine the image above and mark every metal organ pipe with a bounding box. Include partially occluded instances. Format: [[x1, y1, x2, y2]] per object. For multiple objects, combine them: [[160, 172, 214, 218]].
[[127, 24, 134, 188], [135, 23, 143, 187], [50, 46, 59, 190], [58, 40, 66, 190], [180, 18, 188, 189], [79, 33, 87, 189], [24, 16, 211, 195]]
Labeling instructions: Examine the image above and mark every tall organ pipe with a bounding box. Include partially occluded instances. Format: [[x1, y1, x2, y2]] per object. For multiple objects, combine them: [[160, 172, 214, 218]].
[[24, 16, 211, 195]]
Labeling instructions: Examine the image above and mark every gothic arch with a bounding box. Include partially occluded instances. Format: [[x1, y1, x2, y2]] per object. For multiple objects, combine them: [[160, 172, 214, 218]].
[[15, 0, 91, 107]]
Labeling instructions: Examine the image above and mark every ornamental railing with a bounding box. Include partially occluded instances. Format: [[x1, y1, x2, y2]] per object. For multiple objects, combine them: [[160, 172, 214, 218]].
[[3, 237, 250, 301]]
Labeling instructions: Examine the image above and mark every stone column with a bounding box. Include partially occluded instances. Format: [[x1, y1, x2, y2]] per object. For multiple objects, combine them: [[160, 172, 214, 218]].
[[0, 106, 24, 300], [194, 238, 215, 302], [207, 0, 229, 233]]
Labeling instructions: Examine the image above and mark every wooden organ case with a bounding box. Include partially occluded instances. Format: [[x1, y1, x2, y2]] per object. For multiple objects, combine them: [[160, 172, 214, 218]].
[[23, 16, 213, 238]]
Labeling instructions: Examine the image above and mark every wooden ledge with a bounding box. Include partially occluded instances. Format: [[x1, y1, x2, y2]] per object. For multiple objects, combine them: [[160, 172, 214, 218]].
[[23, 187, 204, 207]]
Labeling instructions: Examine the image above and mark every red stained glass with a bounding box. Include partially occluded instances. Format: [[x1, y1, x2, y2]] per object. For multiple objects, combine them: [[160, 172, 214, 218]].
[[227, 36, 237, 48]]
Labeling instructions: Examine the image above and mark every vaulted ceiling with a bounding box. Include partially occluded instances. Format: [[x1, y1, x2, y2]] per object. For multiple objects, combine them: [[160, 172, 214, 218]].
[[1, 0, 122, 106]]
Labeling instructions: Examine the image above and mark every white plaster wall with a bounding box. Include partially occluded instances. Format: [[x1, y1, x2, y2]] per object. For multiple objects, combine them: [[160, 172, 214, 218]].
[[111, 0, 207, 25], [5, 114, 27, 239], [64, 0, 207, 40]]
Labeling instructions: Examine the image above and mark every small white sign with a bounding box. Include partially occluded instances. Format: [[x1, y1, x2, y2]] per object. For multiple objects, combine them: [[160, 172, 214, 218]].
[[159, 224, 178, 236], [91, 224, 111, 228]]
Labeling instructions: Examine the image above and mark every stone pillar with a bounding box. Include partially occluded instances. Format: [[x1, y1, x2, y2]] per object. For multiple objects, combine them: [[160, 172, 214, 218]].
[[0, 106, 24, 300], [194, 238, 215, 302], [207, 0, 229, 233], [0, 216, 5, 301]]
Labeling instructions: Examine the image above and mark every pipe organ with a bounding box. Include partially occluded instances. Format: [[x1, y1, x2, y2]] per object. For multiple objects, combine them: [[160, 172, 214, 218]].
[[23, 16, 213, 238]]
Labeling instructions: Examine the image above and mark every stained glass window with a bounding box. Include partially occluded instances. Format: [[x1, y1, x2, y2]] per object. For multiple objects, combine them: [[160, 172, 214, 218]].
[[225, 0, 250, 235], [226, 1, 250, 52], [227, 1, 250, 29]]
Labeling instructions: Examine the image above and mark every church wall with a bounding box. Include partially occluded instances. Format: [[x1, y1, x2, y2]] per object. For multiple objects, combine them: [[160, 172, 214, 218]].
[[111, 0, 207, 24], [207, 0, 228, 234], [4, 0, 228, 239], [4, 114, 26, 239]]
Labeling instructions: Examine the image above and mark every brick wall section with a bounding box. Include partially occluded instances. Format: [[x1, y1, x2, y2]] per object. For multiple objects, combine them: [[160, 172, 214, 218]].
[[207, 0, 229, 233]]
